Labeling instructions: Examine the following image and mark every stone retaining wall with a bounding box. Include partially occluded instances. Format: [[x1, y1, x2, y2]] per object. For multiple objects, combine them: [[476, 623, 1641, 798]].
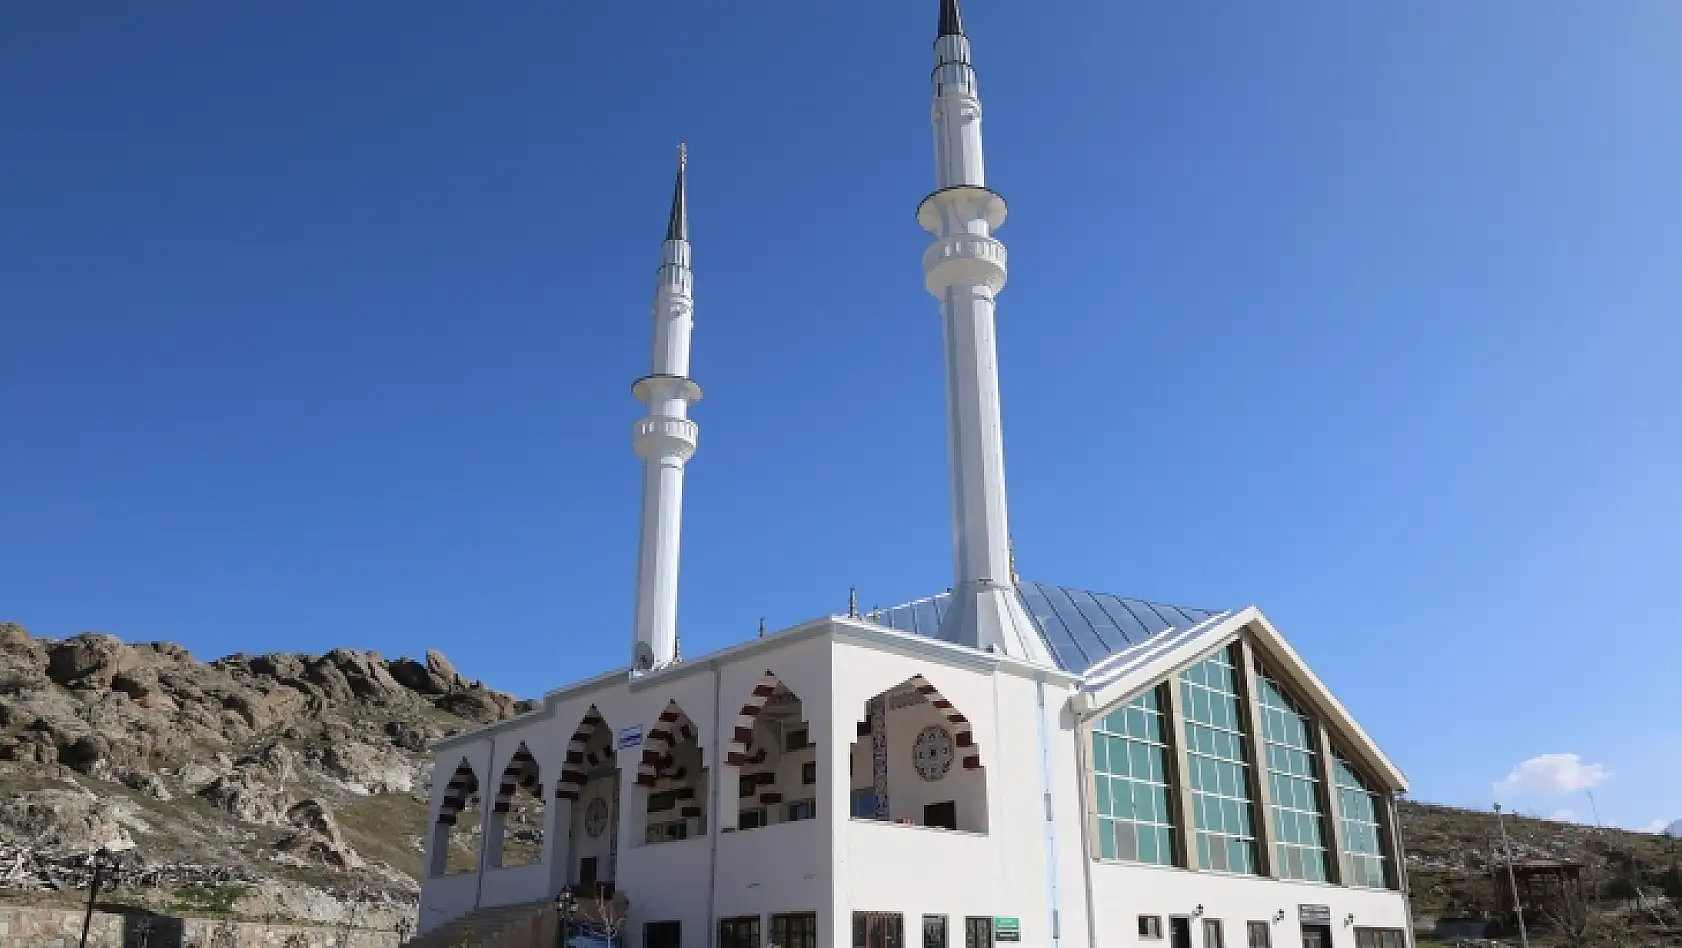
[[0, 905, 404, 948]]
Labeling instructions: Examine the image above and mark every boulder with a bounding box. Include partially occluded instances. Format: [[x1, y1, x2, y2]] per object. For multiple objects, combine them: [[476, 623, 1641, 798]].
[[426, 649, 465, 690], [315, 741, 416, 794], [277, 799, 363, 870], [0, 622, 31, 648], [386, 657, 448, 695], [46, 633, 132, 689]]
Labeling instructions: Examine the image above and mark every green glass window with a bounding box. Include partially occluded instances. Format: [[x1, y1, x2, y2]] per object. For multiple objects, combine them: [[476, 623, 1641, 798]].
[[1257, 670, 1329, 882], [1180, 646, 1258, 874], [1334, 756, 1390, 887], [1090, 686, 1176, 865]]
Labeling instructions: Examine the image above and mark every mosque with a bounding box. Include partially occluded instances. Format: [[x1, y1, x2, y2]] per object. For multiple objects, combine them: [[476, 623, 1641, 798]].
[[416, 4, 1414, 948]]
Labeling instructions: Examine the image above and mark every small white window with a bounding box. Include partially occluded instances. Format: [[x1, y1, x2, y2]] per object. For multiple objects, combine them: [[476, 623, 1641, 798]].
[[1139, 917, 1163, 939]]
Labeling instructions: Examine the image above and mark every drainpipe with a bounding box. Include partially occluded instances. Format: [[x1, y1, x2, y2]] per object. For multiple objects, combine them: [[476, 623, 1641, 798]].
[[706, 664, 724, 948], [1072, 704, 1099, 948], [474, 735, 498, 911], [1034, 680, 1062, 948]]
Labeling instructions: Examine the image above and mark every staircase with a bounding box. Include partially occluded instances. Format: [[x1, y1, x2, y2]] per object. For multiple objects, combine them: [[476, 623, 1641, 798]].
[[405, 900, 558, 948]]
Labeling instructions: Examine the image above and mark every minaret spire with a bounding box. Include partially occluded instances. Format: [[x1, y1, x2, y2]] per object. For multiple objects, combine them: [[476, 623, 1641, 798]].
[[918, 2, 1054, 664], [629, 144, 702, 675], [937, 0, 965, 37], [666, 141, 687, 241]]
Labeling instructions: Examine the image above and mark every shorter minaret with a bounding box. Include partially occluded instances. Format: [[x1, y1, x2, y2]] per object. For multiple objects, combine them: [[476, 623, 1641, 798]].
[[629, 144, 702, 675]]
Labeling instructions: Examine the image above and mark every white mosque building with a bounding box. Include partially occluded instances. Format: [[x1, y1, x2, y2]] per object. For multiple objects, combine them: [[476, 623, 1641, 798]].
[[417, 4, 1414, 948]]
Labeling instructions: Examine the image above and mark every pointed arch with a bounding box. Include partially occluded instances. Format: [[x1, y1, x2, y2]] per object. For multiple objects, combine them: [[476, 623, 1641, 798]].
[[726, 670, 783, 766], [437, 757, 480, 825], [637, 700, 699, 787], [910, 674, 982, 770], [556, 705, 615, 801], [494, 742, 542, 813]]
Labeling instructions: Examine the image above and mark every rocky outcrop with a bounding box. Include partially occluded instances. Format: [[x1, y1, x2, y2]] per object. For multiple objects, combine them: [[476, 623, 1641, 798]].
[[0, 621, 522, 917]]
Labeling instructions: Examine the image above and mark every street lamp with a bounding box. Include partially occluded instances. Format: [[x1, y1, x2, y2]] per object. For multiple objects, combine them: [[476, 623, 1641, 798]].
[[78, 841, 132, 948], [555, 886, 578, 948]]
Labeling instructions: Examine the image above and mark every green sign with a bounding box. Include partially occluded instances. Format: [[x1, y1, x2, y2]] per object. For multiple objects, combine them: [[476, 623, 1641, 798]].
[[994, 918, 1021, 943]]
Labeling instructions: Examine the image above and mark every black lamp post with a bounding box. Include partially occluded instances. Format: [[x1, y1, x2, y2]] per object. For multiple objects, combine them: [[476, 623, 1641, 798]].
[[555, 886, 578, 948], [78, 845, 124, 948]]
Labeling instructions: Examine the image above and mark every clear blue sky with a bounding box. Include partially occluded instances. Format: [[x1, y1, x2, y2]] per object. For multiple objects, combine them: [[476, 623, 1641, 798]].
[[2, 3, 1677, 831]]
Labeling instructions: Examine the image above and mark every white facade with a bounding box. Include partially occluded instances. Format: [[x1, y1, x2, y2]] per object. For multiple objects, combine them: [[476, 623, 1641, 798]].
[[420, 614, 1412, 948], [417, 3, 1413, 948]]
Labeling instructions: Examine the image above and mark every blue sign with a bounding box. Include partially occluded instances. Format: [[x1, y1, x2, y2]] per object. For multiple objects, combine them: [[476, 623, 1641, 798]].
[[618, 727, 643, 750]]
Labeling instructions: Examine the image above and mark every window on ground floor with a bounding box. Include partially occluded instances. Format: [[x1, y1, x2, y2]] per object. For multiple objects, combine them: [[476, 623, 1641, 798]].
[[964, 917, 993, 948], [1245, 922, 1270, 948], [787, 798, 816, 822], [923, 916, 948, 948], [1202, 919, 1224, 948], [854, 913, 904, 948], [1354, 930, 1405, 948], [851, 788, 880, 819], [739, 806, 768, 830], [721, 916, 761, 948], [1139, 916, 1163, 939], [773, 913, 818, 948]]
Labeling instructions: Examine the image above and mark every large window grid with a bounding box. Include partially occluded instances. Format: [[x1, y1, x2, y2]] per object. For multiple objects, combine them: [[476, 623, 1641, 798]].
[[1180, 646, 1258, 875], [1335, 756, 1390, 888], [720, 917, 761, 948], [1091, 687, 1176, 865], [1257, 670, 1329, 882]]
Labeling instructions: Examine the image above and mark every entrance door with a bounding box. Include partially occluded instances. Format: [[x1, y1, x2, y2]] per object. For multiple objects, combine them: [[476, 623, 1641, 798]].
[[1170, 918, 1193, 948], [924, 801, 957, 830], [578, 856, 597, 892], [646, 922, 681, 948], [1301, 925, 1333, 948]]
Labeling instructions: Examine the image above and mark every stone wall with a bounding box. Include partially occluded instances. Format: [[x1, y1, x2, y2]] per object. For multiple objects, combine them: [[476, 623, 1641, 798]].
[[0, 905, 404, 948]]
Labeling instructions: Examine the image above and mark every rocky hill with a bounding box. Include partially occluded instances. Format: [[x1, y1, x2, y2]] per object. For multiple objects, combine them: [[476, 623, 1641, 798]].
[[0, 621, 1675, 937], [0, 621, 532, 930]]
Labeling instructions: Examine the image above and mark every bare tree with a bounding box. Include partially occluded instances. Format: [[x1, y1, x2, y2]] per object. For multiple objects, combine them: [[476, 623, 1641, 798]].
[[592, 891, 631, 947], [1534, 865, 1600, 948]]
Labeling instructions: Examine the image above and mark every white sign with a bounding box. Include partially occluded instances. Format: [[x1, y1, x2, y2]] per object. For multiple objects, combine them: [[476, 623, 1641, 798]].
[[618, 727, 643, 750]]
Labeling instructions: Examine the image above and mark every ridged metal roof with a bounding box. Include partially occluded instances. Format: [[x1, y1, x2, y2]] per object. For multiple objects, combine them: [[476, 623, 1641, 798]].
[[864, 580, 1223, 674]]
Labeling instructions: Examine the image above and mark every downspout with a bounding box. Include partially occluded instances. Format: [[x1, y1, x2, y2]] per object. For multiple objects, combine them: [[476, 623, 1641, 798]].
[[1034, 680, 1062, 948], [706, 664, 724, 948], [1072, 703, 1099, 948], [474, 734, 498, 911]]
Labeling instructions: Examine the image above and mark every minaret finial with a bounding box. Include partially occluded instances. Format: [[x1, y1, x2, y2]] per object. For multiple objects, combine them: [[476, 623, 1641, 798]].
[[848, 587, 859, 619], [758, 617, 766, 639], [938, 0, 965, 37], [665, 141, 688, 242]]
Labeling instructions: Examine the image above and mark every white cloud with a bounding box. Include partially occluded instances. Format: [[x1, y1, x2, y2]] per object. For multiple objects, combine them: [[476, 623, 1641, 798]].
[[1546, 809, 1578, 824], [1494, 754, 1610, 797]]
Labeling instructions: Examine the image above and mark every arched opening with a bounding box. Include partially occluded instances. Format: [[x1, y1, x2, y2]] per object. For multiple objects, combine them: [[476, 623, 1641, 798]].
[[636, 701, 707, 844], [725, 672, 814, 832], [490, 742, 544, 869], [430, 757, 484, 876], [556, 706, 619, 895], [848, 675, 987, 832]]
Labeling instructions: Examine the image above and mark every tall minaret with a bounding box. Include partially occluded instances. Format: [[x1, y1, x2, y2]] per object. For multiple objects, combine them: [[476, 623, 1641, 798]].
[[629, 144, 702, 675], [919, 0, 1054, 665]]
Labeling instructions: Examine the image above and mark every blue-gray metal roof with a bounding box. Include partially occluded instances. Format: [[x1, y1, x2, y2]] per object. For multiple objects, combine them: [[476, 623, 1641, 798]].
[[863, 580, 1223, 674]]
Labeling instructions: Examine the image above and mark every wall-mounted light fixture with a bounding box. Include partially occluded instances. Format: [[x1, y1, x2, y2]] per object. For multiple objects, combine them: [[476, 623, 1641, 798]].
[[1344, 914, 1355, 927], [1194, 905, 1205, 918], [1273, 911, 1285, 924]]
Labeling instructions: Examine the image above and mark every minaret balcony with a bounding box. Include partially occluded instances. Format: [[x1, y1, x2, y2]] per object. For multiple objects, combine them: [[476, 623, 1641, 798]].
[[633, 416, 698, 461], [922, 234, 1007, 295]]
